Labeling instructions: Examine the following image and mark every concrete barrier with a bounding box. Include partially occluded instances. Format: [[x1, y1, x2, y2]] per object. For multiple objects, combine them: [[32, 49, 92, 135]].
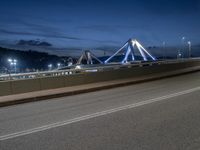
[[40, 76, 66, 90], [11, 79, 41, 94], [0, 81, 12, 96], [0, 60, 200, 96]]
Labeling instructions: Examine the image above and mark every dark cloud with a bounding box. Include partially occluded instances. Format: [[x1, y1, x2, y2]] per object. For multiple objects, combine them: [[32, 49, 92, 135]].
[[17, 39, 52, 47], [0, 29, 83, 40], [0, 20, 121, 44]]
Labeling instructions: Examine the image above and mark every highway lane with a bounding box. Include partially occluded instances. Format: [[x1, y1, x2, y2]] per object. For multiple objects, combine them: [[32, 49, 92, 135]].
[[0, 72, 200, 149]]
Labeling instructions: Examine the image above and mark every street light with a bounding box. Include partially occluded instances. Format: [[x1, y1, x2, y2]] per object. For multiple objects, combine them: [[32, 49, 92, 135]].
[[7, 58, 17, 73], [162, 41, 166, 60], [181, 36, 186, 58], [75, 65, 81, 69], [182, 37, 186, 42], [177, 50, 182, 59], [48, 64, 52, 70], [57, 63, 61, 69], [188, 41, 191, 58]]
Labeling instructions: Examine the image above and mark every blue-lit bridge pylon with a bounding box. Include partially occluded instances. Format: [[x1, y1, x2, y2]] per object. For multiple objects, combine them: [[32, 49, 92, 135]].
[[105, 39, 156, 64], [77, 50, 103, 65]]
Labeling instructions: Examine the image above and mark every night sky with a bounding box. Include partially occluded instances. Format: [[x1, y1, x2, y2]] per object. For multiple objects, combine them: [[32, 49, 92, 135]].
[[0, 0, 200, 55]]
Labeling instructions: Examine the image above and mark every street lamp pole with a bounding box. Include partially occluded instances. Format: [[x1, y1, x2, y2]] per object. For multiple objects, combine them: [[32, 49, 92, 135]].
[[57, 63, 61, 69], [188, 41, 191, 58], [180, 36, 185, 59], [162, 41, 166, 60], [8, 59, 17, 73], [13, 59, 17, 73], [48, 64, 52, 70]]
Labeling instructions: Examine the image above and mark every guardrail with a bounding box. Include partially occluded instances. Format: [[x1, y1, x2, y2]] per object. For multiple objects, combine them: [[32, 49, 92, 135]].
[[0, 58, 199, 81]]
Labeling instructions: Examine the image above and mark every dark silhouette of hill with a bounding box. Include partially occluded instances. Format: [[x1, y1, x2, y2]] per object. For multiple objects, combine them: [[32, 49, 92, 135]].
[[0, 47, 74, 72]]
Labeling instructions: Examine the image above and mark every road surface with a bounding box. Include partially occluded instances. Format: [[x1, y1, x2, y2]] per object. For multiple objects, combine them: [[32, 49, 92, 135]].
[[0, 72, 200, 150]]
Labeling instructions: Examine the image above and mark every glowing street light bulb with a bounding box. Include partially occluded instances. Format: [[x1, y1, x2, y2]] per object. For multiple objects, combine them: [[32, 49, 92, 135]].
[[7, 58, 17, 73], [75, 65, 81, 69], [57, 63, 61, 67], [187, 41, 192, 58], [48, 64, 52, 70]]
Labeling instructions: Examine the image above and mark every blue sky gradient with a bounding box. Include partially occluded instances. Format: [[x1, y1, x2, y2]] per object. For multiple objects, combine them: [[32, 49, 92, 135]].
[[0, 0, 200, 55]]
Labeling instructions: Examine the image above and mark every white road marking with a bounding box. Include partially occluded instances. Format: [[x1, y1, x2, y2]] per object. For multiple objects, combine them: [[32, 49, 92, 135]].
[[0, 86, 200, 141]]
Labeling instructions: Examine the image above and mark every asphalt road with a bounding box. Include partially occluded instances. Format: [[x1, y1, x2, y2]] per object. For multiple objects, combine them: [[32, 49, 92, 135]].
[[0, 72, 200, 150]]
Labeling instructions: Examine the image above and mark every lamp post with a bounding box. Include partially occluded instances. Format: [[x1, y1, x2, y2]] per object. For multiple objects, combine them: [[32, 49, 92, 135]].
[[57, 63, 61, 69], [8, 59, 17, 73], [181, 37, 186, 43], [177, 49, 183, 59], [162, 41, 166, 60], [180, 36, 186, 58], [188, 41, 191, 58], [48, 64, 52, 70]]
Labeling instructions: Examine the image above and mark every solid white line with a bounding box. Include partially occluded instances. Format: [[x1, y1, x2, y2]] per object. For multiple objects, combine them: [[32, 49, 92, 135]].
[[1, 86, 200, 141]]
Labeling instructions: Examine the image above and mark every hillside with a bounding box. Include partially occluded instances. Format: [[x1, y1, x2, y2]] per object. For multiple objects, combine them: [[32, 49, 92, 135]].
[[0, 47, 74, 73]]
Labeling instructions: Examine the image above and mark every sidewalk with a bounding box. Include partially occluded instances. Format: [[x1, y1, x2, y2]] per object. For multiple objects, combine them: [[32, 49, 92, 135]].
[[0, 66, 200, 107]]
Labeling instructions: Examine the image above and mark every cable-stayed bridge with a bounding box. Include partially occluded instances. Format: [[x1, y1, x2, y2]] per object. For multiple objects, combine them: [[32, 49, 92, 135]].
[[105, 39, 156, 64]]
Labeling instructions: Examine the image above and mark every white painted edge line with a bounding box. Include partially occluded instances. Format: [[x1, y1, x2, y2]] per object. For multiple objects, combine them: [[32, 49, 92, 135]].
[[1, 86, 200, 141]]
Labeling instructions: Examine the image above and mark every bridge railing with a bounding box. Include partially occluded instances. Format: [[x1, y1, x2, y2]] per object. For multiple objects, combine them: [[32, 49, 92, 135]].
[[0, 58, 199, 81]]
